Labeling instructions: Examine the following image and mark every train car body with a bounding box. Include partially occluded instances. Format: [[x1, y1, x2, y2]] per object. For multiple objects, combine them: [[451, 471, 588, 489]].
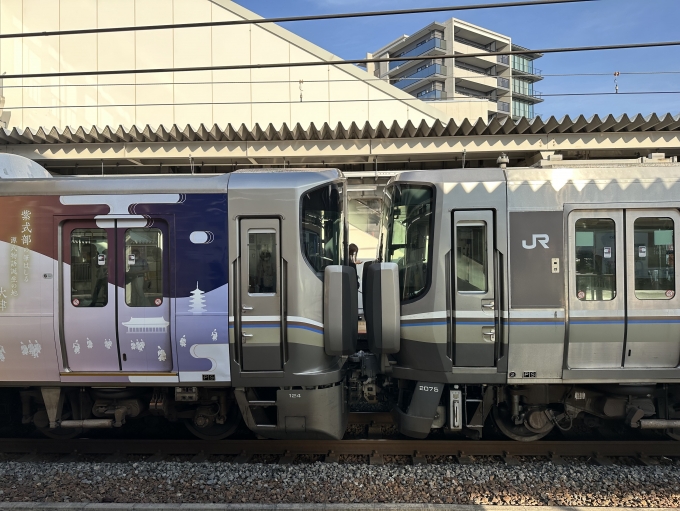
[[363, 161, 680, 440], [0, 163, 355, 440]]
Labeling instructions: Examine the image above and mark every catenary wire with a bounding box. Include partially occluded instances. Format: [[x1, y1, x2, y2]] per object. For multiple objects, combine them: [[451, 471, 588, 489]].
[[1, 40, 679, 80], [2, 70, 679, 90], [2, 91, 679, 111], [0, 0, 595, 40]]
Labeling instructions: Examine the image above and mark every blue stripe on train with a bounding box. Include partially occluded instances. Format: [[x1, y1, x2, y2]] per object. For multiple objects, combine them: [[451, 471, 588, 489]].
[[228, 324, 323, 333]]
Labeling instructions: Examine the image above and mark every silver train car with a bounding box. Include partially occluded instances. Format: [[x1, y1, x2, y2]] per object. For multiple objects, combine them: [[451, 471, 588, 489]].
[[362, 159, 680, 441], [0, 158, 358, 440]]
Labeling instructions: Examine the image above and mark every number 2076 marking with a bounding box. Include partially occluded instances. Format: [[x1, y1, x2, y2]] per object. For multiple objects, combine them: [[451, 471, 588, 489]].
[[419, 386, 439, 392]]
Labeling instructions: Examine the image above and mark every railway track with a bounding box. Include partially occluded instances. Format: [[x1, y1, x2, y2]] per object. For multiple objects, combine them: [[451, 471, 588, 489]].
[[2, 438, 679, 466]]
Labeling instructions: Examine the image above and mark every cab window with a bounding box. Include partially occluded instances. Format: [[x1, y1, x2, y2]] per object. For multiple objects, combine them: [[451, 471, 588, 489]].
[[383, 184, 434, 301], [301, 183, 344, 275]]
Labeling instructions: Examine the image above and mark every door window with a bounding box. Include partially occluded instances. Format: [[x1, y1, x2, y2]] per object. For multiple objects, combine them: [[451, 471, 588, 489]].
[[574, 218, 617, 301], [125, 228, 163, 307], [70, 229, 108, 307], [456, 223, 488, 293], [633, 217, 675, 300], [248, 231, 277, 295]]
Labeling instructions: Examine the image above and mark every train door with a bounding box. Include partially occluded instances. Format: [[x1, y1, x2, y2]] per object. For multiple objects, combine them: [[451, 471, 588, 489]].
[[239, 218, 283, 371], [567, 210, 625, 368], [624, 209, 680, 367], [452, 210, 498, 367], [62, 220, 120, 371], [61, 219, 172, 372], [116, 223, 172, 372]]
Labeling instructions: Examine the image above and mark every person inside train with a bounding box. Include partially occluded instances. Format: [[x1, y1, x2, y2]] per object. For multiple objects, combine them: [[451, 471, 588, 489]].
[[89, 248, 108, 307], [257, 249, 275, 293], [349, 243, 361, 287], [127, 249, 150, 306]]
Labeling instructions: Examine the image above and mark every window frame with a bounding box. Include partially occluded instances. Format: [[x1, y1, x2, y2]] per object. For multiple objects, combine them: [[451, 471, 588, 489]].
[[299, 180, 346, 280], [455, 221, 489, 295], [379, 182, 436, 305], [247, 228, 279, 297], [124, 227, 164, 308], [69, 228, 110, 308]]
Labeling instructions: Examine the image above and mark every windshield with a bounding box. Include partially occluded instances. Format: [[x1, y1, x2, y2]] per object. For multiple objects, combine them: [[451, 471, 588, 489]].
[[301, 182, 344, 275], [380, 184, 434, 301]]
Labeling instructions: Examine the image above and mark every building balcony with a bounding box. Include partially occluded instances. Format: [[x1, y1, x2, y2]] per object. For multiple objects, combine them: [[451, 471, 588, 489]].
[[416, 90, 447, 100], [392, 64, 447, 91], [513, 88, 543, 103], [454, 87, 491, 101], [389, 38, 446, 71], [497, 100, 511, 113], [497, 55, 510, 66], [512, 63, 543, 82], [497, 76, 510, 89]]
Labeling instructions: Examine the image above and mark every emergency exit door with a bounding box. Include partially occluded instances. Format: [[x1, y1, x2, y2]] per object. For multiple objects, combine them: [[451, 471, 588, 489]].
[[61, 219, 172, 372], [452, 210, 498, 367], [239, 218, 283, 371]]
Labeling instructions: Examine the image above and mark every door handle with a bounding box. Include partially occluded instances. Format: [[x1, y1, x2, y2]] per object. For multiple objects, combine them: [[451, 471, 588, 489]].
[[241, 332, 253, 343], [481, 301, 494, 310], [482, 326, 496, 343], [242, 305, 254, 312]]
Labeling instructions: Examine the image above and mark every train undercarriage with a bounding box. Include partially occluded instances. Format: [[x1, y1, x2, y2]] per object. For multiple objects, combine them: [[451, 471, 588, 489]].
[[9, 377, 680, 442]]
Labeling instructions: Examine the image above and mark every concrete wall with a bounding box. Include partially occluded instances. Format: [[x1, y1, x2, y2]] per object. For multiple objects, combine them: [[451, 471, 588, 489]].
[[0, 0, 448, 130], [429, 99, 489, 123]]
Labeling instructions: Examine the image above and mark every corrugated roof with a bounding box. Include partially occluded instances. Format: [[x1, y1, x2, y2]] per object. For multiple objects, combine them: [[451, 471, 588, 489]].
[[1, 113, 679, 145]]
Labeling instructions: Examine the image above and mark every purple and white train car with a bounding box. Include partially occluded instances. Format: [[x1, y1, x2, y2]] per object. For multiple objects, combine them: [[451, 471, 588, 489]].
[[0, 156, 357, 440]]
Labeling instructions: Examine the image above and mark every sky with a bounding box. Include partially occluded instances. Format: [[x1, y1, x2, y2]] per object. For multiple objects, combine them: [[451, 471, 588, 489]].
[[235, 0, 680, 119]]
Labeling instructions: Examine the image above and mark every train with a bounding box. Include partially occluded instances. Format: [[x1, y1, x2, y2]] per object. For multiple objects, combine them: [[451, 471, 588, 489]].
[[1, 152, 680, 442]]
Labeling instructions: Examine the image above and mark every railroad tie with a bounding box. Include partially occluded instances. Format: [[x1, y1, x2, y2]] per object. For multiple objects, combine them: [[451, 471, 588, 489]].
[[190, 450, 208, 463], [233, 450, 252, 464], [411, 450, 427, 465], [324, 450, 340, 463], [369, 450, 384, 466], [146, 451, 167, 462], [278, 450, 296, 465]]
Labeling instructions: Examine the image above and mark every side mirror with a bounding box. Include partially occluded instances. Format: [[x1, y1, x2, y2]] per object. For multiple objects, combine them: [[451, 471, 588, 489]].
[[323, 265, 358, 356], [364, 263, 400, 354]]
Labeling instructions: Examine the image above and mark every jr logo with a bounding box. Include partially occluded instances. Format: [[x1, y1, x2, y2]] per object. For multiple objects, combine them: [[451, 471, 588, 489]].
[[522, 234, 550, 249]]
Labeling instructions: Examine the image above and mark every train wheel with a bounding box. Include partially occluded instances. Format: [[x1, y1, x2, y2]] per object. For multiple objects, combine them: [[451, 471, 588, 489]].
[[185, 402, 242, 441], [492, 405, 553, 442]]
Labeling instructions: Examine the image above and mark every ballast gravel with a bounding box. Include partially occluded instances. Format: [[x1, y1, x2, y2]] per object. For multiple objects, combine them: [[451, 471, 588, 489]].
[[0, 458, 678, 506]]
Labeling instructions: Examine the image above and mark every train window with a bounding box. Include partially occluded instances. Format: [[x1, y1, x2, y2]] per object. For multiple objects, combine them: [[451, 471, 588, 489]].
[[70, 229, 108, 307], [457, 223, 488, 293], [574, 218, 617, 301], [633, 217, 675, 300], [248, 230, 277, 295], [301, 183, 343, 275], [384, 184, 434, 301], [125, 228, 163, 307]]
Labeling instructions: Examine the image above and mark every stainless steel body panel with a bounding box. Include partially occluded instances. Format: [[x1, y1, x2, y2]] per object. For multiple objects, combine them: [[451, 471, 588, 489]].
[[227, 170, 347, 387], [390, 169, 509, 381]]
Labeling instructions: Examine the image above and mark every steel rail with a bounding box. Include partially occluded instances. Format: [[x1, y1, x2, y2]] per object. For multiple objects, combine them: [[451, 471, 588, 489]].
[[1, 439, 678, 458]]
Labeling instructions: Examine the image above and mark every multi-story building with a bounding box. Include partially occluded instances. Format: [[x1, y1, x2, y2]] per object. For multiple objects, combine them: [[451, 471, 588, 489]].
[[368, 18, 543, 120]]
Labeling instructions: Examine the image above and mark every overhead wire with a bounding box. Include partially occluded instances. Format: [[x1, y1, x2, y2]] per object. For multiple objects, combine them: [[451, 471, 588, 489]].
[[0, 0, 595, 39], [2, 91, 679, 111], [2, 69, 680, 90], [0, 40, 679, 80]]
